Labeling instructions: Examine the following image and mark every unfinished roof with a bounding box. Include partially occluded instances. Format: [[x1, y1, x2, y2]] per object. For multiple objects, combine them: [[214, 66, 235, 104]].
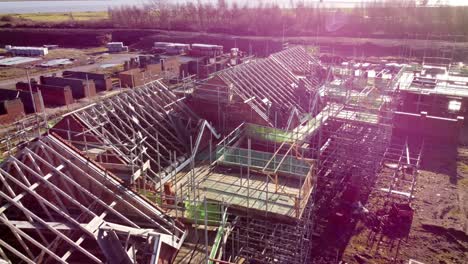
[[51, 80, 219, 185], [398, 70, 468, 98], [0, 134, 186, 263], [270, 46, 322, 77], [212, 58, 317, 126]]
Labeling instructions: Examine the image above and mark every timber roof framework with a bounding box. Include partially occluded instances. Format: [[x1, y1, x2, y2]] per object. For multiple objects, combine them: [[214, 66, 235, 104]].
[[0, 134, 186, 264], [51, 80, 220, 186], [193, 46, 325, 129]]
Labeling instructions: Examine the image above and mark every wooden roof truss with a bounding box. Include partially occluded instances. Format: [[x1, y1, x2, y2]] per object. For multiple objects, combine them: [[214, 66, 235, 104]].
[[61, 80, 219, 185], [0, 135, 186, 264]]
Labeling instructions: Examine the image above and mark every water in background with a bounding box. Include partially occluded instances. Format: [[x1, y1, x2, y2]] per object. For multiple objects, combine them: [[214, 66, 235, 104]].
[[0, 0, 463, 14], [0, 0, 143, 14]]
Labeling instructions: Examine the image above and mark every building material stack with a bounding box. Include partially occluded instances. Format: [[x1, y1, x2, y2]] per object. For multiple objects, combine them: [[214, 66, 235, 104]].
[[5, 45, 48, 56], [106, 42, 129, 53]]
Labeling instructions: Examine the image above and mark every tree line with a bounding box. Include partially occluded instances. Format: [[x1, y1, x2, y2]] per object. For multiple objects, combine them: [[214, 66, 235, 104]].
[[106, 0, 467, 39]]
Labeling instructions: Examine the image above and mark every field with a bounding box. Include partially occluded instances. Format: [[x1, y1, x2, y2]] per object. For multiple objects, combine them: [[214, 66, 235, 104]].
[[8, 11, 108, 22], [0, 47, 108, 82]]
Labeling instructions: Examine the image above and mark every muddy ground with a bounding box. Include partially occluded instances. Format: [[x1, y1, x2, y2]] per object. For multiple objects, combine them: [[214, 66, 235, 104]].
[[312, 126, 468, 264]]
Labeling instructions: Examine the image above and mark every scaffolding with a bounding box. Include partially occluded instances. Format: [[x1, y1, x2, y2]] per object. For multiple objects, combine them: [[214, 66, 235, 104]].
[[0, 134, 186, 263], [49, 80, 220, 190], [0, 46, 418, 264]]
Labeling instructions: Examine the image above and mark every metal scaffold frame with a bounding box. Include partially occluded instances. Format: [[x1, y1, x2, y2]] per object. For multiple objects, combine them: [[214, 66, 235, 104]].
[[0, 134, 186, 263], [0, 45, 414, 264], [50, 80, 220, 192]]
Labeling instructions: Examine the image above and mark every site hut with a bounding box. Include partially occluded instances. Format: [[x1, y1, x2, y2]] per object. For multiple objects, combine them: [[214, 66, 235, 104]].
[[16, 80, 74, 107], [62, 70, 113, 92], [189, 43, 224, 57], [106, 42, 129, 53], [0, 88, 42, 114], [154, 42, 190, 55], [40, 75, 97, 99], [4, 45, 48, 57]]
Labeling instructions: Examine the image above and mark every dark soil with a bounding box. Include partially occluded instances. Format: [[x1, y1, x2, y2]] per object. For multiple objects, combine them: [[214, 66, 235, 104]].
[[311, 136, 468, 264], [2, 28, 468, 60]]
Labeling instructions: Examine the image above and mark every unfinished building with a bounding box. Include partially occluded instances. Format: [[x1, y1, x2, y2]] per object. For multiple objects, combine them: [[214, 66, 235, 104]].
[[0, 88, 42, 114], [62, 71, 113, 92], [393, 58, 466, 139], [191, 46, 325, 132], [16, 80, 74, 107], [0, 134, 186, 263], [0, 98, 25, 124], [50, 80, 220, 189], [1, 46, 461, 263], [397, 59, 468, 116], [40, 76, 97, 99]]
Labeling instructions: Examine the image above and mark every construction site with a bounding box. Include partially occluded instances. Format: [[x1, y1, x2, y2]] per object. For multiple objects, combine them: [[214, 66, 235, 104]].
[[0, 43, 466, 264]]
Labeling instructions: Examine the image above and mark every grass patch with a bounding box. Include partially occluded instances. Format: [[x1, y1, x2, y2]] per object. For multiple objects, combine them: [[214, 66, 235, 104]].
[[458, 161, 468, 175], [11, 11, 108, 22], [458, 178, 468, 188], [447, 206, 461, 219], [45, 48, 86, 59], [185, 201, 222, 226], [138, 190, 163, 205]]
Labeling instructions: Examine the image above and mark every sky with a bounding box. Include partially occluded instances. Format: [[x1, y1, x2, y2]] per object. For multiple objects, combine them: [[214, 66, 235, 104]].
[[1, 0, 467, 15]]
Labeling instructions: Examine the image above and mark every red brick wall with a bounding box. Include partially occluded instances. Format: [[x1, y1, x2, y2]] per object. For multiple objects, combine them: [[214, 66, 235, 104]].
[[119, 69, 145, 88], [41, 77, 97, 99], [62, 71, 113, 92], [0, 99, 25, 124], [17, 82, 73, 107], [39, 85, 74, 106]]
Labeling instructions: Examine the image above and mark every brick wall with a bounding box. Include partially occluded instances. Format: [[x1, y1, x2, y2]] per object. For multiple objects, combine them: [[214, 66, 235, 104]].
[[40, 76, 97, 99], [118, 69, 145, 88], [17, 82, 73, 106], [62, 71, 113, 92], [0, 99, 25, 124], [0, 88, 42, 114]]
